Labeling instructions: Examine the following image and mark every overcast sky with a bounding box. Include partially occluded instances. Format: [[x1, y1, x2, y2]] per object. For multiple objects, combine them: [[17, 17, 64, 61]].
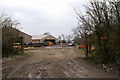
[[0, 0, 89, 37]]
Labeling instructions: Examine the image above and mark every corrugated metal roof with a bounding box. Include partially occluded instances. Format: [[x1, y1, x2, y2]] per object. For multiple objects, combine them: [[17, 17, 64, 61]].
[[32, 35, 50, 40], [7, 27, 32, 37]]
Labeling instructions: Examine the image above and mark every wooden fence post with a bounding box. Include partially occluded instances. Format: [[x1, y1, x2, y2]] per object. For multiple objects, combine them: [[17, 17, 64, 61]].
[[20, 37, 24, 54]]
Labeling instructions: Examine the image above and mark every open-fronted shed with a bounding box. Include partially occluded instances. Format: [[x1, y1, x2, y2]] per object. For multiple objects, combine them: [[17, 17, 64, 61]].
[[32, 35, 57, 45]]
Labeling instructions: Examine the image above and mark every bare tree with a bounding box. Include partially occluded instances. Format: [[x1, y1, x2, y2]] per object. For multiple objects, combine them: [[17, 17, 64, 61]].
[[72, 22, 85, 38], [65, 35, 72, 43], [74, 1, 120, 72], [74, 8, 94, 57], [44, 32, 50, 35], [0, 13, 20, 57]]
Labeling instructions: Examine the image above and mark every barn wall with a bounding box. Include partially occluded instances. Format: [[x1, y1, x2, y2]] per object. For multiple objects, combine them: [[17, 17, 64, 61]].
[[8, 27, 32, 43], [32, 40, 41, 43], [19, 32, 32, 43]]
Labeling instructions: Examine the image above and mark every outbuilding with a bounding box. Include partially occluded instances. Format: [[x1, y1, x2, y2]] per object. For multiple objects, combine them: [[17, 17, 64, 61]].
[[32, 34, 57, 46], [8, 27, 32, 44]]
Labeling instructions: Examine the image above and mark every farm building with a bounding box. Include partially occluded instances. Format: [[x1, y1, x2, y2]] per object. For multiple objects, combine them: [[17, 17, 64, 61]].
[[18, 30, 32, 44], [4, 27, 32, 44], [32, 34, 57, 45]]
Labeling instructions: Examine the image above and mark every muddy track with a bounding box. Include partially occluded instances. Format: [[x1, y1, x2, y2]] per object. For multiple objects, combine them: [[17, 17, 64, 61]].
[[2, 47, 119, 78]]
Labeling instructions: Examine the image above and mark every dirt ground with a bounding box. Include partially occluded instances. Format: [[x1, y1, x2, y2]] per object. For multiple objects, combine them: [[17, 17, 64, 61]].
[[2, 46, 119, 78]]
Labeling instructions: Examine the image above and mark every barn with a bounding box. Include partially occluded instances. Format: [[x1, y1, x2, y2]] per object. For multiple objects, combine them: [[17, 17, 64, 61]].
[[32, 34, 57, 46], [5, 27, 32, 44], [18, 30, 32, 44]]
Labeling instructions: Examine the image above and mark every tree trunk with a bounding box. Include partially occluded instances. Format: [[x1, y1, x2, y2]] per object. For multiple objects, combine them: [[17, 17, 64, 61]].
[[85, 33, 88, 58]]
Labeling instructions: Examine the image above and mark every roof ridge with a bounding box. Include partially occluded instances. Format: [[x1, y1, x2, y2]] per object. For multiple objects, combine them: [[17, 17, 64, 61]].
[[32, 34, 50, 39]]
